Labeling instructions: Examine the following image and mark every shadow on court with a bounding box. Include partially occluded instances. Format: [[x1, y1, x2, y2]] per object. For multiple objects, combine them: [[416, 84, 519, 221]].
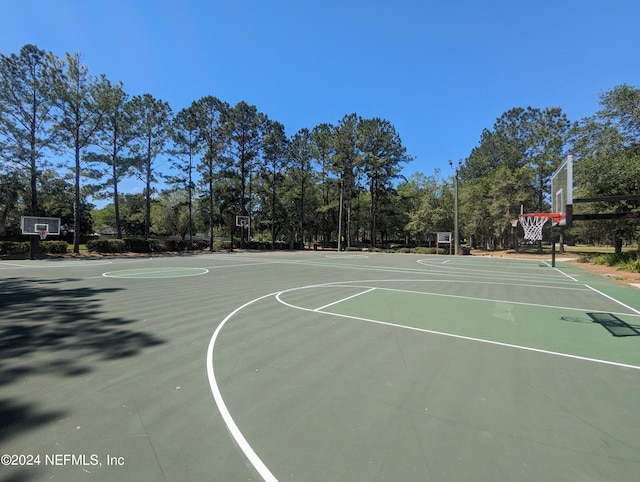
[[0, 277, 165, 444], [588, 312, 640, 337]]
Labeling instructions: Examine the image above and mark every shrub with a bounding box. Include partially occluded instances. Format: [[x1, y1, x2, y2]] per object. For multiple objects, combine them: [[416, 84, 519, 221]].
[[620, 258, 640, 273], [123, 238, 166, 253], [86, 239, 126, 253], [40, 241, 68, 254], [164, 240, 189, 251], [591, 252, 636, 266], [591, 253, 622, 266], [410, 246, 444, 255], [0, 241, 28, 255], [213, 240, 231, 251], [193, 239, 210, 250]]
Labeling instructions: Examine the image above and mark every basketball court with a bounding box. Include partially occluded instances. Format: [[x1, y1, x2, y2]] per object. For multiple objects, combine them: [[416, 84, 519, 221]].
[[1, 251, 640, 481]]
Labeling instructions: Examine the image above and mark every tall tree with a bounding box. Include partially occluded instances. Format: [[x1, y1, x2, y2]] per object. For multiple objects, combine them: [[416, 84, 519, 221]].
[[310, 123, 336, 246], [169, 105, 201, 248], [225, 101, 264, 246], [0, 168, 27, 235], [597, 83, 640, 143], [0, 44, 59, 256], [526, 107, 571, 212], [88, 79, 137, 239], [129, 93, 172, 239], [463, 106, 569, 250], [569, 84, 640, 253], [191, 96, 229, 250], [357, 117, 411, 247], [261, 119, 289, 248], [288, 127, 315, 248], [53, 51, 105, 252], [332, 113, 361, 248]]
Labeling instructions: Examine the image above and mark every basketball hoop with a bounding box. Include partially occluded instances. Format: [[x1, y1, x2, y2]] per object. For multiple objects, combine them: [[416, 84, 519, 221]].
[[518, 213, 565, 242], [37, 228, 48, 240], [519, 215, 548, 242]]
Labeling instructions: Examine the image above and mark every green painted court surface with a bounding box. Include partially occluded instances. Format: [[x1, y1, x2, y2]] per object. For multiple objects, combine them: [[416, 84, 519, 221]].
[[1, 252, 639, 481]]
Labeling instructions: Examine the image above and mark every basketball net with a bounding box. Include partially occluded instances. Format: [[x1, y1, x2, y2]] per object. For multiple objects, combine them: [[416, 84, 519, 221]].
[[38, 228, 48, 240], [519, 215, 548, 242]]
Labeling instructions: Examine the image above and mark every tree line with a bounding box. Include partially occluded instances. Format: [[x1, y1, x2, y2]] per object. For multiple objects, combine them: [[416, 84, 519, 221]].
[[1, 44, 639, 254]]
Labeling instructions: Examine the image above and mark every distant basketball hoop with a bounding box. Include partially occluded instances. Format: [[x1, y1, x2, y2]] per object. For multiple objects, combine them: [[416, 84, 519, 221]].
[[235, 215, 250, 229], [21, 216, 61, 240]]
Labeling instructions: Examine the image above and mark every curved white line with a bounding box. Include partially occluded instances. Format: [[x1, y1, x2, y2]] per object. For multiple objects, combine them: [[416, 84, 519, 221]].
[[206, 292, 279, 482], [206, 276, 640, 480]]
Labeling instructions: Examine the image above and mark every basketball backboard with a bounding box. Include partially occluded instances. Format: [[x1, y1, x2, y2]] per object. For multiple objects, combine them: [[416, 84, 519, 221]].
[[21, 216, 61, 237], [235, 215, 250, 228], [550, 155, 573, 225]]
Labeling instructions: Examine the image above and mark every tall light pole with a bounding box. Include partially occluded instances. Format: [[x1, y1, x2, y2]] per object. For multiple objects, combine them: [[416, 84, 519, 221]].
[[449, 159, 462, 255], [337, 172, 344, 252]]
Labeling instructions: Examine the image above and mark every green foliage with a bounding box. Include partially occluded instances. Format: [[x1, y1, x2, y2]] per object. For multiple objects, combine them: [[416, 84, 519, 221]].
[[590, 251, 638, 266], [591, 253, 623, 266], [410, 246, 443, 254], [213, 239, 231, 251], [162, 239, 210, 251], [0, 240, 65, 255], [0, 241, 29, 255], [86, 239, 126, 253], [124, 238, 165, 253], [620, 258, 640, 273], [582, 251, 640, 273], [163, 239, 190, 251], [3, 44, 640, 255], [40, 241, 68, 254]]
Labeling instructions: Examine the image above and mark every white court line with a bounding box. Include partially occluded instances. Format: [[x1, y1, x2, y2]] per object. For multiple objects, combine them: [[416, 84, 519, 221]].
[[537, 259, 579, 281], [368, 285, 639, 317], [280, 278, 637, 317], [585, 284, 640, 316], [207, 278, 640, 481], [206, 293, 279, 482], [553, 266, 579, 282], [309, 309, 640, 371], [274, 283, 640, 371], [314, 287, 375, 311], [416, 258, 577, 284]]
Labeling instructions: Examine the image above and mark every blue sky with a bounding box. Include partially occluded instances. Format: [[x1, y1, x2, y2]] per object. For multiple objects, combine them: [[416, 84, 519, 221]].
[[3, 0, 640, 189]]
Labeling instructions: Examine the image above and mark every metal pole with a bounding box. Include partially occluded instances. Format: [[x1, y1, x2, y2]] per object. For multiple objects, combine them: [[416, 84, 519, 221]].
[[449, 159, 462, 255], [337, 174, 344, 252], [454, 171, 459, 255], [551, 224, 556, 268]]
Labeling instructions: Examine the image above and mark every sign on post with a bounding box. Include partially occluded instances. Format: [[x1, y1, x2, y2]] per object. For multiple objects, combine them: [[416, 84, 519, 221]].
[[436, 232, 452, 255]]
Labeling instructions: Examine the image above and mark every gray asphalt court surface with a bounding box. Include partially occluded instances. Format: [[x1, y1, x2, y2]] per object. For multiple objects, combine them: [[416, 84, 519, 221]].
[[1, 251, 639, 481]]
